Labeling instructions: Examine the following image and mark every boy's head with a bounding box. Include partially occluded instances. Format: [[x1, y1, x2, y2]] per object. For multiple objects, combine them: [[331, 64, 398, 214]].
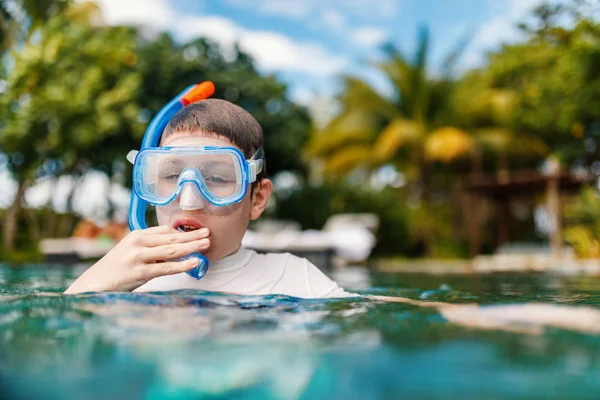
[[156, 98, 273, 261], [161, 99, 267, 181]]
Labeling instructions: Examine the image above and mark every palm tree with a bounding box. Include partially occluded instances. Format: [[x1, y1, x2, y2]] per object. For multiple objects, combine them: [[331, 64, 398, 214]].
[[307, 27, 474, 256]]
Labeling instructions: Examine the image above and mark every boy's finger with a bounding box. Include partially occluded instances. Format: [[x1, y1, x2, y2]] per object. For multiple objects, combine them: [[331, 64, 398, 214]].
[[141, 228, 210, 247], [141, 239, 210, 262], [147, 257, 202, 279]]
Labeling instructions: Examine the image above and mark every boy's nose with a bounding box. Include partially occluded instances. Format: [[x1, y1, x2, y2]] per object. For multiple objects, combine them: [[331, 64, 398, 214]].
[[178, 182, 205, 210]]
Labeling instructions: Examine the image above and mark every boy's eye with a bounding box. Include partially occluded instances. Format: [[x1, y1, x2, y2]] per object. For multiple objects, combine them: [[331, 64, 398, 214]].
[[206, 174, 233, 184], [162, 172, 181, 181]]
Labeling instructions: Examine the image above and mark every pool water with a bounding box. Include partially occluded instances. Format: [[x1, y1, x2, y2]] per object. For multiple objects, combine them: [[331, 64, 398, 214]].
[[1, 264, 600, 399]]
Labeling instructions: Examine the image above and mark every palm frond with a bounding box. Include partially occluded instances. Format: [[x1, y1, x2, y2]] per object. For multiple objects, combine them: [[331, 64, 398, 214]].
[[307, 109, 379, 156], [425, 126, 474, 163], [322, 144, 373, 177], [338, 75, 400, 120], [372, 118, 423, 162]]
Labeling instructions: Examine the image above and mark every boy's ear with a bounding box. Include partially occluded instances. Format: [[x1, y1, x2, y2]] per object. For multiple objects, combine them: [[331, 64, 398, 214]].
[[249, 178, 273, 220]]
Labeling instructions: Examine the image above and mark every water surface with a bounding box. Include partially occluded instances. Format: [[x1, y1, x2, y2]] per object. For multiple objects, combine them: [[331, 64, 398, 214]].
[[1, 264, 600, 399]]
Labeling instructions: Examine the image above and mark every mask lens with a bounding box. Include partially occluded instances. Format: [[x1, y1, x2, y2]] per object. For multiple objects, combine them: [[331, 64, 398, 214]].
[[199, 153, 240, 198], [156, 159, 183, 199], [149, 152, 242, 202]]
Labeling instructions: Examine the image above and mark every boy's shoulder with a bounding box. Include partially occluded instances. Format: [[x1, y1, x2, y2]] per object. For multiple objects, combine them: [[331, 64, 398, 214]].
[[246, 249, 352, 298], [247, 249, 319, 277]]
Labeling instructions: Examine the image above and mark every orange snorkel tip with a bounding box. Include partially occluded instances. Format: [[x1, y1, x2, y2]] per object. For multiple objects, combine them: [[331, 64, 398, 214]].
[[181, 81, 216, 106]]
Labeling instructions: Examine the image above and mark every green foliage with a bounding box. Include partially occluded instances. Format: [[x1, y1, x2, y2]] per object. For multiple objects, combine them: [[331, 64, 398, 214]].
[[1, 5, 311, 185], [564, 186, 600, 258], [464, 7, 600, 166], [306, 26, 474, 256], [0, 3, 311, 255], [134, 35, 311, 177], [0, 0, 73, 54], [0, 12, 143, 181], [308, 27, 474, 179]]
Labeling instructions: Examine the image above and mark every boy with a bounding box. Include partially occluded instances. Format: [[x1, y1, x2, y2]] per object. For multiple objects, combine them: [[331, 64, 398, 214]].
[[65, 93, 351, 298]]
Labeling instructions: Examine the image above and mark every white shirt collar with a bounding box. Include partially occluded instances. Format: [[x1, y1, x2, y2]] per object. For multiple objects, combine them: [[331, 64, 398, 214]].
[[205, 246, 254, 275]]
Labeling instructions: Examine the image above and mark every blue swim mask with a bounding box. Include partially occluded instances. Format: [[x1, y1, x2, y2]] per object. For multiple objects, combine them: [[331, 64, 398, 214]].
[[127, 82, 263, 280], [128, 145, 264, 208]]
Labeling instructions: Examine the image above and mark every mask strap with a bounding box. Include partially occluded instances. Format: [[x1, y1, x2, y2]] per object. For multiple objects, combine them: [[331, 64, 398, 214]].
[[248, 146, 264, 183], [126, 150, 138, 164]]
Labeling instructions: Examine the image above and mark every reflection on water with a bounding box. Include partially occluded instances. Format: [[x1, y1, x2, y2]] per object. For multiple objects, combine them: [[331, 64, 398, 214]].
[[1, 264, 600, 399]]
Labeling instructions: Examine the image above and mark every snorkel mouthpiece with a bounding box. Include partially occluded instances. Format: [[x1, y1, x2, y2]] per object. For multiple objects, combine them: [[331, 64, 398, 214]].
[[128, 82, 215, 280], [176, 226, 209, 279]]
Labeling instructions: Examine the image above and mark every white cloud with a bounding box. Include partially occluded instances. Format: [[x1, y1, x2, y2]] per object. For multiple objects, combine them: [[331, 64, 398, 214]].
[[96, 0, 175, 30], [321, 9, 347, 32], [351, 27, 388, 47], [96, 0, 348, 76], [241, 32, 347, 74], [463, 0, 545, 68], [478, 0, 543, 47]]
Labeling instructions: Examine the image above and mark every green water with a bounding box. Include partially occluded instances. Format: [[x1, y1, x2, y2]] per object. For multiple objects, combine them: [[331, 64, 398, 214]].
[[1, 264, 600, 399]]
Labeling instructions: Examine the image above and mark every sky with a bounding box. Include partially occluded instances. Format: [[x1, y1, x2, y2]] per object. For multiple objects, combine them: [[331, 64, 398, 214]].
[[96, 0, 548, 105]]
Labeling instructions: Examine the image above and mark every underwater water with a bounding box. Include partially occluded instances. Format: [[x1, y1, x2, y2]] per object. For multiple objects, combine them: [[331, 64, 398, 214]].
[[1, 264, 600, 400]]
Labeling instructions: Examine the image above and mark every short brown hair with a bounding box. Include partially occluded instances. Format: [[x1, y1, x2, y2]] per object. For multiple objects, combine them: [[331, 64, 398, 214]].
[[161, 99, 266, 180]]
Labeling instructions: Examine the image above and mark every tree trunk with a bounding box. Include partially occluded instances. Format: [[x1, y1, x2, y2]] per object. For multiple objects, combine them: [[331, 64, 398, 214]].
[[3, 179, 28, 253], [468, 145, 484, 257], [24, 207, 41, 244], [472, 145, 483, 178], [419, 161, 436, 257], [496, 198, 511, 248], [497, 151, 509, 183], [546, 174, 561, 258], [467, 192, 483, 257]]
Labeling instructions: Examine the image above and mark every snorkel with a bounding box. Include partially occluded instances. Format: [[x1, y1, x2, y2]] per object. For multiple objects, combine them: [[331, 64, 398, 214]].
[[128, 81, 216, 280]]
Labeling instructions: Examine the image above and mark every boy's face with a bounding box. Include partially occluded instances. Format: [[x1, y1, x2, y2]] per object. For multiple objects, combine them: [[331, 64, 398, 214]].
[[156, 132, 272, 261]]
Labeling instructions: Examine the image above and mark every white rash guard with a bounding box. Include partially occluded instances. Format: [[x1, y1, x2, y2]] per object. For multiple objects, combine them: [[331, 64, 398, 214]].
[[135, 246, 354, 299]]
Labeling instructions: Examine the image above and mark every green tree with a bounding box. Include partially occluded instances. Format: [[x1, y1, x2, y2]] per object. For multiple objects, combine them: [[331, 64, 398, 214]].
[[452, 75, 550, 176], [480, 4, 600, 166], [564, 186, 600, 258], [0, 0, 99, 55], [134, 34, 310, 178], [0, 7, 142, 252], [307, 27, 473, 255], [1, 11, 312, 255]]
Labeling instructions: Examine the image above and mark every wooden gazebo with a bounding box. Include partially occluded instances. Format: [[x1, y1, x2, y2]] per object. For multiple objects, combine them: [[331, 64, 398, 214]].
[[462, 167, 592, 257]]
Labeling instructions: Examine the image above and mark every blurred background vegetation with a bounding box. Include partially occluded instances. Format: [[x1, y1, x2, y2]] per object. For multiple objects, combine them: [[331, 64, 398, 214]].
[[1, 0, 599, 262]]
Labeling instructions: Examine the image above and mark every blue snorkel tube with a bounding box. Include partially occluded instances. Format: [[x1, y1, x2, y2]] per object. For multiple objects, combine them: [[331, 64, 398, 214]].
[[128, 82, 216, 280]]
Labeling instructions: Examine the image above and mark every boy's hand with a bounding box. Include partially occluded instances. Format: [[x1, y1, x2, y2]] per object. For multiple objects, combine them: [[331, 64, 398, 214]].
[[64, 225, 210, 294]]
